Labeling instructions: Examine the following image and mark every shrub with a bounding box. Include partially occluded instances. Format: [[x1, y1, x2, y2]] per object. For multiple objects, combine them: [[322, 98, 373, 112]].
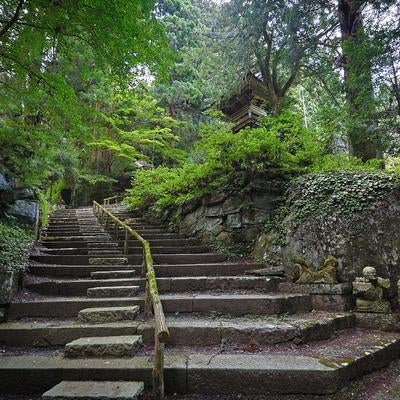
[[125, 111, 385, 212]]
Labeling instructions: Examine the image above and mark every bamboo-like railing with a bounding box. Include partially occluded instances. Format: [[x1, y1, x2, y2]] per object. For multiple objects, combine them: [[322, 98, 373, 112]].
[[103, 195, 124, 206], [93, 200, 169, 399]]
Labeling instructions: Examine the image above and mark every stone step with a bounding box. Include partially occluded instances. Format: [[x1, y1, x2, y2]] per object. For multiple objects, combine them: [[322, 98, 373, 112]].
[[30, 253, 227, 265], [88, 242, 119, 249], [2, 330, 400, 395], [89, 257, 128, 265], [91, 270, 136, 279], [0, 321, 140, 346], [41, 248, 122, 255], [28, 262, 261, 278], [40, 246, 209, 255], [42, 380, 144, 400], [44, 235, 111, 242], [42, 238, 201, 248], [0, 313, 354, 347], [64, 335, 143, 358], [87, 286, 140, 298], [27, 276, 280, 296], [87, 250, 122, 256], [138, 312, 355, 346], [9, 293, 311, 318], [26, 278, 142, 296], [78, 306, 141, 323]]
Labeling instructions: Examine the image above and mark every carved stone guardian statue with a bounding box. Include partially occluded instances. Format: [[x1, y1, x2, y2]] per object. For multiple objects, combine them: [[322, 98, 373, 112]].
[[353, 267, 391, 313], [294, 256, 338, 284]]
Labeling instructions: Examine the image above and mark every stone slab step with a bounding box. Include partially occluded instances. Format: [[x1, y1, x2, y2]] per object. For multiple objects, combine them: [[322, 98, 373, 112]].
[[137, 312, 355, 346], [89, 257, 128, 265], [78, 306, 140, 323], [41, 246, 209, 255], [26, 276, 279, 296], [43, 235, 111, 242], [91, 270, 136, 279], [42, 238, 201, 248], [26, 279, 140, 296], [28, 262, 253, 278], [87, 286, 140, 298], [31, 253, 227, 265], [64, 335, 143, 358], [41, 248, 121, 255], [0, 321, 139, 346], [2, 331, 400, 395], [9, 293, 311, 318], [0, 313, 354, 347], [42, 380, 144, 399]]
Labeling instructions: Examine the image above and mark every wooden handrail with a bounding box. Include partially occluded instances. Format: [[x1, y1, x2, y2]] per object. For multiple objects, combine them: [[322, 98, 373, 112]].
[[103, 195, 124, 206], [93, 201, 169, 399]]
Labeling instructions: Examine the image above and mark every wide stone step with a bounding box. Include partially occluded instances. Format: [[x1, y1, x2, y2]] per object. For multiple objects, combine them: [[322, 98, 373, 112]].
[[42, 380, 144, 400], [78, 306, 140, 323], [28, 262, 262, 278], [9, 293, 311, 318], [0, 313, 354, 347], [64, 335, 142, 358], [87, 286, 140, 298], [26, 276, 278, 296], [31, 253, 227, 265], [40, 246, 209, 255], [41, 248, 122, 255], [44, 235, 111, 242], [0, 321, 140, 346], [42, 238, 201, 248], [138, 312, 355, 346], [2, 330, 400, 395]]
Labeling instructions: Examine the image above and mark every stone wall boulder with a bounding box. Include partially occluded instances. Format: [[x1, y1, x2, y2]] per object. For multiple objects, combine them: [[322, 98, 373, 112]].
[[6, 199, 39, 225]]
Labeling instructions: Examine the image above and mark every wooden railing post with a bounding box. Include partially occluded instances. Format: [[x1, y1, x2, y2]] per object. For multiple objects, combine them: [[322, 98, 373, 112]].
[[114, 220, 118, 240], [144, 280, 153, 318], [123, 228, 129, 255], [153, 334, 164, 400]]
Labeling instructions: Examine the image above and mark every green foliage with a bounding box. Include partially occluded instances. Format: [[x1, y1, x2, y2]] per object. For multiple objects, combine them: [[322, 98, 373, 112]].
[[0, 219, 34, 273], [126, 111, 378, 211]]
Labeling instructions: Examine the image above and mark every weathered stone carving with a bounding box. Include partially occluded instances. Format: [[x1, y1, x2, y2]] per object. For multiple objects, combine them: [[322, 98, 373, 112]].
[[352, 267, 391, 313], [293, 256, 338, 284]]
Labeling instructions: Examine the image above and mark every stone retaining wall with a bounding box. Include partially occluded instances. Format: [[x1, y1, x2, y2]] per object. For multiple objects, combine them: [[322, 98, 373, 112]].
[[158, 179, 287, 252]]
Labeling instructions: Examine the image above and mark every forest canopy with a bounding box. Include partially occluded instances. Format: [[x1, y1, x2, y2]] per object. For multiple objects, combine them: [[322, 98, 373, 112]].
[[1, 0, 400, 214]]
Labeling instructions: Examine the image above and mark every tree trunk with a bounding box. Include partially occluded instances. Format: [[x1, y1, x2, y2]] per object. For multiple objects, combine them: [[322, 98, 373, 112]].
[[338, 0, 379, 161]]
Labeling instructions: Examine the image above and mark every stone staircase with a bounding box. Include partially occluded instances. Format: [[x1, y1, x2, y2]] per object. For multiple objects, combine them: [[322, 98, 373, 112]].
[[0, 205, 399, 398]]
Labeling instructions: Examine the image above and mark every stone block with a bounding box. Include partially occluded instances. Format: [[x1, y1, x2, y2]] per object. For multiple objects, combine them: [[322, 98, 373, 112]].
[[64, 335, 142, 358], [355, 312, 400, 331], [89, 257, 128, 265], [90, 270, 136, 279], [204, 205, 224, 217], [87, 286, 140, 298], [78, 306, 140, 323], [226, 213, 241, 228], [42, 380, 144, 399]]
